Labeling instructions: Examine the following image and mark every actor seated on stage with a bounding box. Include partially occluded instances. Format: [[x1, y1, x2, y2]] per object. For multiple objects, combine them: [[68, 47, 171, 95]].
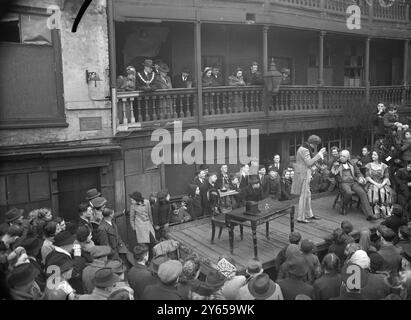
[[331, 150, 375, 220]]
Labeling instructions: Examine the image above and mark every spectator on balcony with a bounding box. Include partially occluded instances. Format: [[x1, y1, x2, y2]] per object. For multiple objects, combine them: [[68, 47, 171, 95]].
[[153, 63, 173, 90], [173, 67, 194, 89], [228, 67, 246, 112], [136, 59, 156, 92], [384, 104, 409, 142], [153, 59, 164, 75], [244, 61, 264, 86], [116, 66, 136, 92], [364, 150, 394, 219], [210, 64, 224, 87], [202, 67, 214, 87]]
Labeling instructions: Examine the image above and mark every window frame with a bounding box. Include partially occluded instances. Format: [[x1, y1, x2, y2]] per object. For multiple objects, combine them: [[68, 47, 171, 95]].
[[0, 5, 66, 130]]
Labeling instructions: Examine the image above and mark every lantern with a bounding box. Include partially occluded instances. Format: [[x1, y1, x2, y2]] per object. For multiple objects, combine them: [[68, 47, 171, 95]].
[[263, 58, 283, 94]]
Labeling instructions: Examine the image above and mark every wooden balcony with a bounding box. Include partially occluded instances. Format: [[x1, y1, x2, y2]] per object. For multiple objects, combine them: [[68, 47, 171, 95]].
[[115, 85, 411, 133], [270, 0, 408, 24]]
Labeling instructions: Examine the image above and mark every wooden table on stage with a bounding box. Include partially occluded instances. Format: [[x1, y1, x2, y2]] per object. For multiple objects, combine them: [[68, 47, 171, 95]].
[[225, 198, 295, 260]]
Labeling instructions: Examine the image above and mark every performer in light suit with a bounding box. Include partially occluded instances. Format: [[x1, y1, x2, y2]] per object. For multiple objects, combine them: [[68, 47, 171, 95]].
[[291, 135, 326, 223]]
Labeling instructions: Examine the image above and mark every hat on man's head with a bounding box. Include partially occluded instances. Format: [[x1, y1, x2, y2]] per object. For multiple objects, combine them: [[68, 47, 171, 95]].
[[158, 260, 183, 284], [251, 61, 259, 66], [258, 165, 266, 171], [208, 172, 217, 178], [350, 250, 370, 270], [46, 253, 74, 274], [247, 273, 276, 300], [246, 259, 263, 275], [6, 208, 24, 222], [182, 67, 190, 74], [149, 254, 169, 274], [7, 263, 40, 288], [157, 189, 169, 200], [392, 204, 403, 217], [289, 231, 302, 244], [90, 197, 107, 209], [89, 245, 111, 259], [93, 268, 120, 288], [158, 63, 170, 73], [53, 230, 76, 247], [21, 237, 42, 257], [300, 239, 315, 254], [377, 225, 396, 242], [199, 164, 209, 171], [205, 270, 226, 289], [106, 260, 127, 275], [142, 59, 153, 68], [85, 188, 101, 200], [129, 191, 144, 203]]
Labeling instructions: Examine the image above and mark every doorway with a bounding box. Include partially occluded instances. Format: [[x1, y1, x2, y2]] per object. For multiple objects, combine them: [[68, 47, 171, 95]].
[[57, 167, 100, 222]]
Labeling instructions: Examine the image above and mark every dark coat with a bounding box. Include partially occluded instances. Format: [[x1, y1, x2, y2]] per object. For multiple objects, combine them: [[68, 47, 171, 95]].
[[187, 184, 202, 220], [381, 215, 408, 235], [142, 282, 184, 300], [378, 243, 402, 273], [395, 168, 411, 195], [266, 176, 281, 200], [210, 74, 223, 87], [136, 70, 156, 91], [216, 172, 232, 190], [243, 70, 264, 85], [172, 73, 194, 88], [361, 271, 391, 300], [313, 273, 342, 300], [280, 178, 292, 201], [152, 200, 171, 226], [383, 112, 399, 129], [199, 181, 218, 215], [238, 174, 249, 190], [373, 111, 386, 136], [96, 219, 126, 260], [192, 176, 206, 189], [258, 174, 269, 198], [127, 264, 158, 300], [277, 278, 314, 300]]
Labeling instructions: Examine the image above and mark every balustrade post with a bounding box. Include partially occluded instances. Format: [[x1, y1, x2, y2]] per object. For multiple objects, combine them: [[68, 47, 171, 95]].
[[129, 97, 135, 123], [368, 0, 374, 24], [121, 98, 128, 125], [318, 31, 326, 109]]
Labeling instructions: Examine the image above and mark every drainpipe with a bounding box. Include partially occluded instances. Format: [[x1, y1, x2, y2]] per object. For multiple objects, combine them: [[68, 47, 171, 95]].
[[107, 0, 117, 136]]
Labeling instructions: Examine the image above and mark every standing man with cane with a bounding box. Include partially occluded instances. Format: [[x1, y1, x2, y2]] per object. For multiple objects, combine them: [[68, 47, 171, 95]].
[[291, 135, 326, 223]]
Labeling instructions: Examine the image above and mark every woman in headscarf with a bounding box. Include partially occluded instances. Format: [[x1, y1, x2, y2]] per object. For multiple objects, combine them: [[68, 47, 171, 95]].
[[202, 67, 214, 87], [228, 67, 246, 112]]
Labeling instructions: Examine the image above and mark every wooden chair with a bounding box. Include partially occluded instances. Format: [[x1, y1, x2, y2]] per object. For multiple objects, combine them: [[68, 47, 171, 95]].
[[332, 182, 361, 212], [210, 208, 245, 244]]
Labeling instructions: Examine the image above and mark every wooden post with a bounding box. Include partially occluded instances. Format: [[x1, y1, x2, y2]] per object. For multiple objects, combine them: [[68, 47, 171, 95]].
[[403, 39, 409, 105], [263, 26, 269, 122], [318, 31, 326, 109], [368, 0, 373, 25], [107, 0, 117, 135], [195, 20, 203, 126], [365, 37, 371, 104]]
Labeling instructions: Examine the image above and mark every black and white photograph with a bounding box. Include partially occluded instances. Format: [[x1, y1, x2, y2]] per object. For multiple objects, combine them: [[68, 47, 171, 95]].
[[1, 0, 411, 304]]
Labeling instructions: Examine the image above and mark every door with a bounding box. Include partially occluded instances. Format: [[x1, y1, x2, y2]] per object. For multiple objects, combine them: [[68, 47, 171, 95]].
[[57, 168, 100, 222]]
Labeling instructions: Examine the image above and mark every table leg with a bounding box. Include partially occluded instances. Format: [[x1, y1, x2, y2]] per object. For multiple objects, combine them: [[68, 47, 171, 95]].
[[266, 221, 269, 239], [228, 217, 234, 255], [290, 205, 295, 232], [252, 221, 258, 260]]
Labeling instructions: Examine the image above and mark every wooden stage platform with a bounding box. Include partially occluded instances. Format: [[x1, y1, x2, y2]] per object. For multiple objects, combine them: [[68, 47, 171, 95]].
[[169, 194, 379, 272]]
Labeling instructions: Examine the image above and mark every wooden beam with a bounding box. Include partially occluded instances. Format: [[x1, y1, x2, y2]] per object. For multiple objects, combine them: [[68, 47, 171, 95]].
[[365, 37, 371, 104], [195, 20, 203, 126]]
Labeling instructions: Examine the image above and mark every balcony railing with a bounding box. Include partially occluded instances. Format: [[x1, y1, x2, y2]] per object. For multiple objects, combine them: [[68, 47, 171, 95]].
[[115, 85, 411, 131], [271, 0, 408, 23]]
